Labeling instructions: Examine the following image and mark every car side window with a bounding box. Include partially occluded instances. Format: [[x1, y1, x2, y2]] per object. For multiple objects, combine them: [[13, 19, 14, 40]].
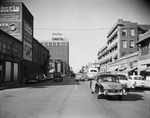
[[129, 77, 132, 80]]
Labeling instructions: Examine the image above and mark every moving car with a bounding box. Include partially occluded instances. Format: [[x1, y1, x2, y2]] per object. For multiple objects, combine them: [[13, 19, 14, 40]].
[[90, 73, 127, 100], [116, 74, 131, 91], [87, 68, 98, 80], [129, 75, 148, 89], [75, 73, 83, 81], [53, 72, 63, 82]]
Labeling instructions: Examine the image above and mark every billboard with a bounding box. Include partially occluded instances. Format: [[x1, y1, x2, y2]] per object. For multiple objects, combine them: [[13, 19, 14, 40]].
[[23, 19, 32, 61], [0, 4, 22, 41]]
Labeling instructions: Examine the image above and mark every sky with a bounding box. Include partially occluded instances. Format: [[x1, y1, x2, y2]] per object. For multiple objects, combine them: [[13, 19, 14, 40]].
[[3, 0, 150, 72]]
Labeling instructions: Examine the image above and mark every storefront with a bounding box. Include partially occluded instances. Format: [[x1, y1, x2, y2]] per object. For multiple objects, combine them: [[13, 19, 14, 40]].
[[0, 30, 22, 82]]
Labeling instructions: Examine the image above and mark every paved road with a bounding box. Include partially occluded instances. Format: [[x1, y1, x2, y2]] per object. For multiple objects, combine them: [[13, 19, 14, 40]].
[[0, 76, 150, 118]]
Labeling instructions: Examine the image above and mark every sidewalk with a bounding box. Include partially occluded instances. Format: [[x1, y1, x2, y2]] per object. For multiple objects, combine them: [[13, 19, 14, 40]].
[[0, 81, 25, 90], [0, 75, 71, 90]]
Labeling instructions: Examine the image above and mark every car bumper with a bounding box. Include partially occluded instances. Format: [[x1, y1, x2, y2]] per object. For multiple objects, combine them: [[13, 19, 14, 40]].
[[99, 91, 127, 96], [53, 78, 62, 81], [134, 85, 147, 88]]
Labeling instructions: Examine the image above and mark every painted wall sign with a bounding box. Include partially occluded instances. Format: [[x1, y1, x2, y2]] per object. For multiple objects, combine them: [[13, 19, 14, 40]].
[[0, 4, 22, 41], [23, 19, 32, 61]]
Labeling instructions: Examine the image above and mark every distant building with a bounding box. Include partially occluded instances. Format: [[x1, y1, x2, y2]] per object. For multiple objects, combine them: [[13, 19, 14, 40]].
[[41, 38, 70, 75], [97, 19, 150, 75]]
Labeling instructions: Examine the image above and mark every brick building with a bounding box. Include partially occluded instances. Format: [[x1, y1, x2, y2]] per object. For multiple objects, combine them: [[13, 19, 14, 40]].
[[97, 19, 150, 75]]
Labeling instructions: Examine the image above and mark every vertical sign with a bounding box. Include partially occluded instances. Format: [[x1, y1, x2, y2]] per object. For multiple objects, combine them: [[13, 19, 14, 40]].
[[0, 4, 22, 41], [23, 19, 32, 61]]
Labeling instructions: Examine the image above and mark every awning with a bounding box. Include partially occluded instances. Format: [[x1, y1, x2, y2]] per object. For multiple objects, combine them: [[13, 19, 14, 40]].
[[119, 67, 126, 71], [123, 67, 137, 72], [138, 67, 150, 72]]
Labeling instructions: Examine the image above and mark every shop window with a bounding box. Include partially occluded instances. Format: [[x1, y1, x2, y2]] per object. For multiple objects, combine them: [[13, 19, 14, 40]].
[[122, 28, 127, 36], [130, 40, 134, 48], [122, 40, 127, 48]]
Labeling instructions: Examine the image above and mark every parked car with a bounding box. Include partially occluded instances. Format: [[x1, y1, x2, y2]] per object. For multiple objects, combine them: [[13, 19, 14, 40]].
[[38, 73, 47, 82], [90, 73, 127, 100], [129, 75, 148, 89], [27, 74, 39, 84], [116, 74, 131, 91], [53, 72, 63, 82]]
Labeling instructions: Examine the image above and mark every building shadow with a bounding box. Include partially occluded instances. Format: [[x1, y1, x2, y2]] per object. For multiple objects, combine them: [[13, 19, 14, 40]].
[[0, 76, 79, 90]]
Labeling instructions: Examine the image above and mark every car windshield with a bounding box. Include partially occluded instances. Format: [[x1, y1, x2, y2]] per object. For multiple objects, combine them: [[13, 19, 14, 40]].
[[117, 75, 128, 80], [134, 77, 145, 80], [90, 70, 97, 72], [97, 75, 119, 82]]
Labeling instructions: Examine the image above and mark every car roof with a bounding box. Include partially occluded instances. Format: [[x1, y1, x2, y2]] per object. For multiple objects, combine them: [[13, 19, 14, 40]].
[[97, 73, 118, 77], [115, 74, 126, 76], [129, 75, 143, 77]]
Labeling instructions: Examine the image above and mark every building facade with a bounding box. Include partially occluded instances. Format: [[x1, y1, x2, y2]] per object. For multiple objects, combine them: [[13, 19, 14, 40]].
[[0, 2, 50, 84], [97, 19, 150, 76], [0, 29, 22, 83], [137, 30, 150, 80], [41, 38, 70, 75]]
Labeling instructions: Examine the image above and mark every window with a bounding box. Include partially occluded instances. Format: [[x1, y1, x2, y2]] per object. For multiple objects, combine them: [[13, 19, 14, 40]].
[[129, 28, 135, 36], [0, 41, 2, 52], [3, 43, 6, 53], [130, 40, 134, 48], [45, 43, 48, 47], [7, 44, 11, 54], [122, 52, 126, 56], [122, 28, 127, 36], [141, 44, 149, 55], [122, 40, 127, 48]]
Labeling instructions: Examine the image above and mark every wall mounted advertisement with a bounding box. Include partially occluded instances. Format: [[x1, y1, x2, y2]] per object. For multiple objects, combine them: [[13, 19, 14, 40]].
[[0, 21, 21, 40], [23, 19, 32, 61], [0, 4, 22, 41]]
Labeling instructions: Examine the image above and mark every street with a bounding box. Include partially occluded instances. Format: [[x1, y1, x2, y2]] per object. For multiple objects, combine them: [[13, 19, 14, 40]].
[[0, 76, 150, 118]]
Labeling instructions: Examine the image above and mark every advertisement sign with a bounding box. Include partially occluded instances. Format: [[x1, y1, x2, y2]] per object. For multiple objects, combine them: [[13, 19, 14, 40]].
[[23, 20, 32, 61], [0, 4, 22, 41], [0, 22, 21, 40], [23, 40, 32, 61]]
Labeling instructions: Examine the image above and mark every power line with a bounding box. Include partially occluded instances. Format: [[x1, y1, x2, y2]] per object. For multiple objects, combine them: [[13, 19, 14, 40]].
[[34, 28, 111, 31]]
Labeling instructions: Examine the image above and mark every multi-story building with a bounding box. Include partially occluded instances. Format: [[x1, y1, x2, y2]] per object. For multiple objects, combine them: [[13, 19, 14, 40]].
[[97, 19, 150, 75], [41, 38, 70, 75], [0, 29, 22, 83], [136, 30, 150, 80], [0, 2, 50, 84]]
